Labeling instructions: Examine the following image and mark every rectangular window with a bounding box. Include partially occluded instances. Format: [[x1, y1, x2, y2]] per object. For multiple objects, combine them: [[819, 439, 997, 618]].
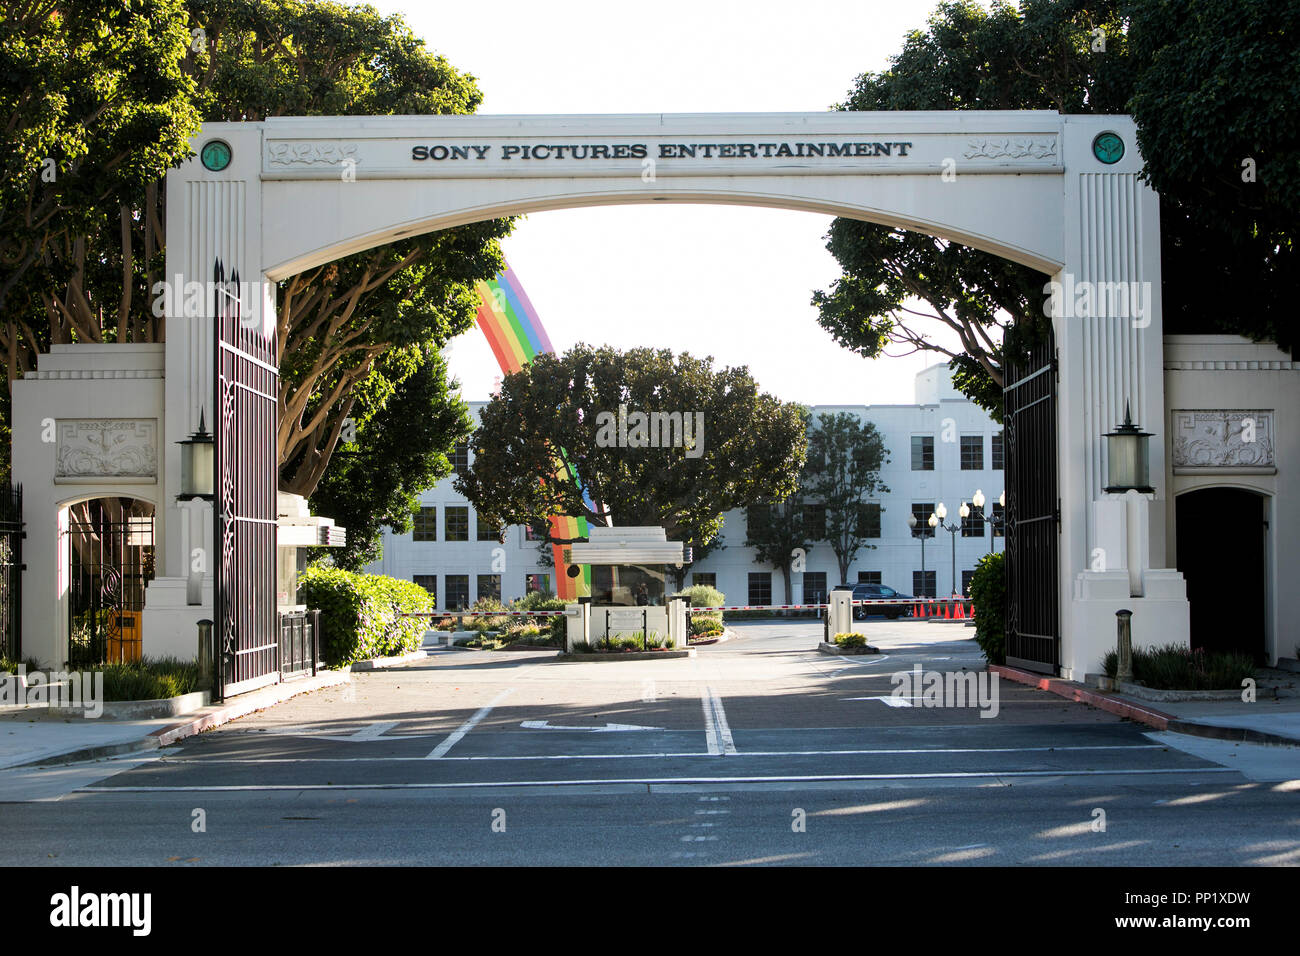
[[857, 570, 882, 585], [804, 503, 826, 540], [961, 570, 976, 596], [451, 441, 469, 476], [962, 504, 985, 537], [911, 435, 934, 471], [445, 574, 469, 610], [524, 520, 546, 542], [991, 431, 1004, 470], [803, 572, 828, 606], [747, 572, 772, 608], [413, 575, 437, 605], [856, 502, 882, 538], [412, 507, 437, 542], [445, 506, 469, 542], [911, 502, 936, 538], [912, 570, 936, 597], [992, 502, 1005, 538], [960, 435, 984, 470], [477, 574, 501, 603], [692, 572, 717, 589], [476, 512, 501, 542], [525, 573, 550, 596]]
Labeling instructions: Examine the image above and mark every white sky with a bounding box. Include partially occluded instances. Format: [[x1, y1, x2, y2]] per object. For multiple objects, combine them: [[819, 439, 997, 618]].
[[376, 0, 968, 405]]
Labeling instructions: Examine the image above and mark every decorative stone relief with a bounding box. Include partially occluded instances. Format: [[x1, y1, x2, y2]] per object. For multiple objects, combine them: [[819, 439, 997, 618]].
[[1171, 410, 1274, 468], [964, 137, 1058, 161], [56, 420, 158, 479], [266, 142, 359, 166]]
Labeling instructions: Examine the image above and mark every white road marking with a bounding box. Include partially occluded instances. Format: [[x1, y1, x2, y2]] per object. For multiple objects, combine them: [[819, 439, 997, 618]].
[[700, 685, 737, 755], [840, 696, 914, 707], [426, 688, 515, 759], [519, 720, 663, 732], [80, 766, 1239, 793]]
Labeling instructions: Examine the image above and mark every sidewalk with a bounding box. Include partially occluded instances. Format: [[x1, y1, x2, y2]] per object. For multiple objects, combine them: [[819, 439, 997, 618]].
[[0, 670, 349, 770], [993, 665, 1300, 746]]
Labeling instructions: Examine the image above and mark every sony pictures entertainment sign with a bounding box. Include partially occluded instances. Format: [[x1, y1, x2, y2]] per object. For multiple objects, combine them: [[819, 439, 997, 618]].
[[261, 116, 1064, 180]]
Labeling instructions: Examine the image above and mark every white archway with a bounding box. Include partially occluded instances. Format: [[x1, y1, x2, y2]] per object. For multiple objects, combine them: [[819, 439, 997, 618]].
[[159, 110, 1187, 679]]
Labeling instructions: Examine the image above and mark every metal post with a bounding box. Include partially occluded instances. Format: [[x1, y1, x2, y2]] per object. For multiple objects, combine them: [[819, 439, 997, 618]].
[[919, 531, 927, 598], [949, 526, 957, 598], [1115, 609, 1133, 684], [197, 619, 213, 693], [643, 609, 648, 650]]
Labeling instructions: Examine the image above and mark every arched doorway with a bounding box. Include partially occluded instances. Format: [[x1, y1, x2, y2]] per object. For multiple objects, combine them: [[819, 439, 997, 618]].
[[65, 497, 156, 667], [1175, 487, 1268, 662]]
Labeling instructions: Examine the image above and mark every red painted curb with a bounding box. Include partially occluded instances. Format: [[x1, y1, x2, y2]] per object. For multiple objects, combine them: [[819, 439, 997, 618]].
[[990, 664, 1176, 731]]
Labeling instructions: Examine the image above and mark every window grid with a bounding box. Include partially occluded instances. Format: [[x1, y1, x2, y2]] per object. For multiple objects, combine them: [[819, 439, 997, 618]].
[[748, 572, 772, 607], [912, 570, 936, 597], [960, 435, 984, 470], [911, 502, 936, 538], [412, 507, 437, 542], [445, 575, 469, 610], [445, 506, 469, 542], [857, 571, 882, 585], [476, 574, 501, 603], [911, 435, 934, 471], [857, 502, 882, 538], [803, 572, 828, 606], [991, 431, 1004, 470], [413, 575, 437, 605]]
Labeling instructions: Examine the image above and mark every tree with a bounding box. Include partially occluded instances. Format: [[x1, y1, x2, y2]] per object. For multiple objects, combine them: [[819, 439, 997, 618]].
[[817, 0, 1300, 416], [456, 344, 808, 551], [745, 502, 814, 607], [306, 345, 473, 570], [0, 0, 511, 501], [802, 413, 889, 586], [1126, 0, 1300, 354]]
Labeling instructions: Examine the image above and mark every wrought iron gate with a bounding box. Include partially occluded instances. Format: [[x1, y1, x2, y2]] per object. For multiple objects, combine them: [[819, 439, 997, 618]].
[[0, 485, 23, 662], [1003, 327, 1060, 674], [67, 499, 154, 667], [213, 259, 280, 697]]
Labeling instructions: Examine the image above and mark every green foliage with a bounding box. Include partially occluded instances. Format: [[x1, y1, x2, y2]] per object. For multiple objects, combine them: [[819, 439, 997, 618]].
[[297, 564, 433, 667], [1127, 0, 1300, 354], [968, 551, 1006, 666], [689, 616, 725, 638], [834, 632, 866, 648], [1102, 643, 1256, 690], [95, 657, 200, 701], [745, 500, 813, 606], [672, 585, 724, 610], [308, 346, 474, 569], [456, 344, 808, 549], [803, 413, 889, 585]]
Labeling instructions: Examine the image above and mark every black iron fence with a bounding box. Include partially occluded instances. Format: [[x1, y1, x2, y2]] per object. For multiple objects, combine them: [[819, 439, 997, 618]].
[[278, 609, 320, 677], [0, 485, 22, 662], [67, 499, 155, 668]]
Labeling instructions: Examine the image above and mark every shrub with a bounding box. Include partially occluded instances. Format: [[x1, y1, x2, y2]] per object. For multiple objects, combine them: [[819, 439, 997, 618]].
[[834, 632, 866, 648], [1102, 643, 1255, 690], [672, 584, 725, 611], [967, 551, 1006, 666], [298, 564, 434, 667], [689, 616, 724, 637], [95, 657, 200, 701]]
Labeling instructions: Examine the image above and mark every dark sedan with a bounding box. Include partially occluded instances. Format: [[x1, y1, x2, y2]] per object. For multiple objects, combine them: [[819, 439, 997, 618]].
[[851, 583, 915, 620]]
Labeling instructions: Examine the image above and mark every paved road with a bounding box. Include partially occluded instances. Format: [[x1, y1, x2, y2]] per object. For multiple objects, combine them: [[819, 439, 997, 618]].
[[1, 619, 1297, 866]]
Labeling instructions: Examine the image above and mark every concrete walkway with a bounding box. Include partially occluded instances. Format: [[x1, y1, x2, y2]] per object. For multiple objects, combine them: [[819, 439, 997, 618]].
[[0, 671, 349, 769]]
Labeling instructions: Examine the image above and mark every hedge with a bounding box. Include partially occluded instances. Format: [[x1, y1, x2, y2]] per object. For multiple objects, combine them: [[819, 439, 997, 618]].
[[968, 551, 1005, 666], [298, 564, 435, 668]]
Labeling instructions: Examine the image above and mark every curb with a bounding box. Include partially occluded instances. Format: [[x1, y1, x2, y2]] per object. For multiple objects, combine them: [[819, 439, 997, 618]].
[[14, 671, 351, 768], [992, 665, 1300, 747], [350, 650, 428, 671], [554, 649, 695, 662], [818, 642, 882, 656]]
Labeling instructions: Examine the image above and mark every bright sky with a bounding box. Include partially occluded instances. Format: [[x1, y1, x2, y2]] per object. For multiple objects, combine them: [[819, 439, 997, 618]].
[[377, 0, 967, 406]]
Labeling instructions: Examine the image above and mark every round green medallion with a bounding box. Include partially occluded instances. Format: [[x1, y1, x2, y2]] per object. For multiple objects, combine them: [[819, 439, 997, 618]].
[[1091, 132, 1124, 165], [200, 139, 232, 172]]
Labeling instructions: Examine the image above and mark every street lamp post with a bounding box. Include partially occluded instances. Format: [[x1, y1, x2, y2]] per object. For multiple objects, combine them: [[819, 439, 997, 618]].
[[971, 489, 1006, 555], [933, 502, 962, 597], [907, 512, 928, 597]]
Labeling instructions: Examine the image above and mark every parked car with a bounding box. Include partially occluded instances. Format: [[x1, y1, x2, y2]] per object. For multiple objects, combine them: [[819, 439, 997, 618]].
[[851, 583, 915, 620]]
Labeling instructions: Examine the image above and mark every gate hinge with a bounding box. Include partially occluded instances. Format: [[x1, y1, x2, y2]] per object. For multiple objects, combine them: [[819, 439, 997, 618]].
[[1056, 500, 1062, 532], [1052, 349, 1060, 382]]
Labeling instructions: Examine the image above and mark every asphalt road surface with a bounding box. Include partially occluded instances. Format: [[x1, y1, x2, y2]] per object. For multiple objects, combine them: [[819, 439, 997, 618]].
[[2, 619, 1297, 866]]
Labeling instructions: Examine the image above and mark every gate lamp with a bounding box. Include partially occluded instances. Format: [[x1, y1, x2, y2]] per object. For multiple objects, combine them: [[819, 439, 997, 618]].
[[1103, 401, 1154, 494], [178, 410, 215, 501]]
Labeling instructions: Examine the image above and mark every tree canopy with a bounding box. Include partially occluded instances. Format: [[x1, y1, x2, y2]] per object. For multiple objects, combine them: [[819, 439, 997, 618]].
[[816, 0, 1300, 421], [456, 344, 809, 552], [802, 412, 890, 586]]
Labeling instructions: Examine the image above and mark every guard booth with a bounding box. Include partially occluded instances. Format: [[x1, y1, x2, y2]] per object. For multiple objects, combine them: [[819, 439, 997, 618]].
[[564, 527, 689, 649]]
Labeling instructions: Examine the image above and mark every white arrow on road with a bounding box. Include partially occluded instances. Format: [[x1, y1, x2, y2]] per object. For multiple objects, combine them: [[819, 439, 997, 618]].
[[519, 720, 663, 732]]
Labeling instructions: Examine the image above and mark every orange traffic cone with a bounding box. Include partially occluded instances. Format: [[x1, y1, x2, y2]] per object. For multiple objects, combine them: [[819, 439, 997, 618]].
[[954, 601, 965, 620]]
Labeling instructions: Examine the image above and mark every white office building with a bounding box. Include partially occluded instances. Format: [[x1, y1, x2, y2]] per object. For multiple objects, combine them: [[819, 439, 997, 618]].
[[366, 363, 1004, 609]]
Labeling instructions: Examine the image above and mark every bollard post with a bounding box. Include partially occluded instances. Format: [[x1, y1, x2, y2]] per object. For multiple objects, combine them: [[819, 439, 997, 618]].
[[1115, 609, 1133, 684], [197, 619, 214, 694]]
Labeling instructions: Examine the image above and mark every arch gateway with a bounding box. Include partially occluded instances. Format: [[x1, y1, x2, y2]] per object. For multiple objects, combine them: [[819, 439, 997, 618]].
[[20, 109, 1238, 687]]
